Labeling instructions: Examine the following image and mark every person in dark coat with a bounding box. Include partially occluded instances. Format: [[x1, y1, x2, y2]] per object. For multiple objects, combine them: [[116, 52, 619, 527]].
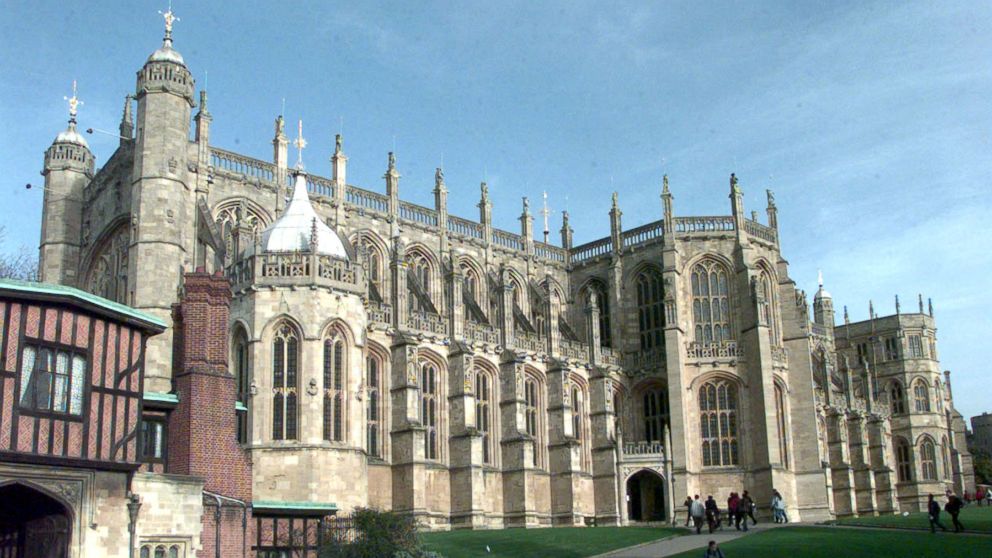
[[727, 493, 739, 528], [703, 540, 726, 558], [928, 494, 947, 533], [741, 490, 757, 526], [704, 495, 721, 533], [738, 491, 753, 532], [684, 496, 694, 527], [945, 490, 965, 532]]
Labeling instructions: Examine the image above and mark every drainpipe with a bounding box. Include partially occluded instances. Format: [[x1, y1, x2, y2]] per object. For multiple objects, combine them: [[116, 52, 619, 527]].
[[203, 490, 249, 558]]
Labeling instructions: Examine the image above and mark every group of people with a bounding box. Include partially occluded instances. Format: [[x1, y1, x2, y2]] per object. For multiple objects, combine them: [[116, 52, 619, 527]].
[[928, 490, 967, 533], [963, 486, 991, 506], [684, 490, 764, 534]]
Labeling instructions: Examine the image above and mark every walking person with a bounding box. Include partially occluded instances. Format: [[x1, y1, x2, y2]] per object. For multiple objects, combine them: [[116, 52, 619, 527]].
[[742, 490, 757, 526], [945, 490, 965, 533], [986, 487, 992, 507], [727, 492, 740, 530], [977, 486, 985, 507], [703, 540, 726, 558], [705, 495, 721, 533], [684, 496, 694, 527], [928, 494, 948, 533], [771, 490, 788, 523], [690, 495, 706, 535], [739, 491, 753, 532]]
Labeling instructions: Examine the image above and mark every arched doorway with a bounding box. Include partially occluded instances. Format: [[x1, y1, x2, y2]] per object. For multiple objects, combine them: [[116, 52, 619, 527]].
[[626, 470, 666, 522], [0, 482, 72, 557]]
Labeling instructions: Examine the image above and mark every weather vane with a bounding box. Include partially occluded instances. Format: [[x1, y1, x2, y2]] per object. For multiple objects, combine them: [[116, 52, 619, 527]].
[[541, 191, 550, 241], [64, 80, 82, 124], [159, 1, 179, 43], [293, 119, 307, 168]]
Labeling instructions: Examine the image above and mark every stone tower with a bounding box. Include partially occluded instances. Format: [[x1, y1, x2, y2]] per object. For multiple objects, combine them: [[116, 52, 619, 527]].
[[130, 9, 196, 391], [38, 82, 94, 286], [813, 271, 835, 329]]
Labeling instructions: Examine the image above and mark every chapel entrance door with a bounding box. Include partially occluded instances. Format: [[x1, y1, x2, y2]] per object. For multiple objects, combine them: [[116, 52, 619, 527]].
[[0, 483, 72, 558]]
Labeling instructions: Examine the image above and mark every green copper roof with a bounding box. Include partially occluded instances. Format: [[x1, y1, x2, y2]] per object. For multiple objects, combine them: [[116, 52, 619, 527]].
[[253, 500, 338, 511], [144, 392, 180, 404], [0, 278, 167, 332]]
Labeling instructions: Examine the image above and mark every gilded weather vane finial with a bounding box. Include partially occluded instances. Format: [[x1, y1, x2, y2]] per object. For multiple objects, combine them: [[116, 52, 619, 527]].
[[293, 119, 307, 169], [159, 2, 179, 45], [64, 80, 82, 125]]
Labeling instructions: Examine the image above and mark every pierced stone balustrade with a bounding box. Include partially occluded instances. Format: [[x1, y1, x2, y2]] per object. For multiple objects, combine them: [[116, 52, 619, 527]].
[[367, 301, 392, 328], [464, 320, 500, 345], [600, 346, 622, 367], [407, 310, 448, 336], [622, 441, 665, 459], [515, 330, 545, 354], [685, 341, 742, 361], [559, 339, 588, 361], [227, 252, 363, 294]]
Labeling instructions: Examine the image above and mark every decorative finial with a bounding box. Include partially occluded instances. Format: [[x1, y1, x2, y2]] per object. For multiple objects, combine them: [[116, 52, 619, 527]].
[[869, 300, 875, 319], [541, 191, 550, 236], [122, 94, 132, 124], [522, 196, 530, 214], [895, 295, 900, 315], [435, 167, 444, 188], [751, 210, 758, 221], [562, 209, 570, 225], [611, 191, 619, 209], [64, 80, 82, 126], [918, 293, 924, 313], [198, 89, 208, 113], [335, 133, 343, 154], [388, 151, 396, 171], [817, 270, 823, 288], [662, 174, 670, 194], [928, 298, 933, 317], [843, 305, 849, 324], [730, 173, 740, 195], [274, 115, 285, 138], [766, 189, 776, 207], [159, 2, 179, 47], [480, 181, 489, 198], [293, 119, 307, 169]]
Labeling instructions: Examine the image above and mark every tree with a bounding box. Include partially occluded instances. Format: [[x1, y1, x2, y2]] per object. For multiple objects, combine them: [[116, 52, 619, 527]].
[[0, 225, 38, 281]]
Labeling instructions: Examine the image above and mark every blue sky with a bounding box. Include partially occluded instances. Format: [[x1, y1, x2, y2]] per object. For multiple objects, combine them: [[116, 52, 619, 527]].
[[1, 1, 989, 420]]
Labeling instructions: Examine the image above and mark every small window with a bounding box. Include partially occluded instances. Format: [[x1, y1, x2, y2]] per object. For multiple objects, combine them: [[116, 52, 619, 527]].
[[884, 338, 899, 361], [908, 335, 923, 358], [19, 344, 87, 417], [856, 342, 869, 365], [141, 418, 168, 463]]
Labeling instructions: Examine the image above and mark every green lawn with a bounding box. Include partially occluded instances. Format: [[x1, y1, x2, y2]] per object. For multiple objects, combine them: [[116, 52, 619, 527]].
[[833, 504, 992, 533], [667, 526, 992, 558], [420, 526, 683, 558]]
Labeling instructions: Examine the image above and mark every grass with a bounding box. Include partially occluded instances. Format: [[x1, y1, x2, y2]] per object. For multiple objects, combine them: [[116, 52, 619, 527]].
[[420, 526, 684, 558], [666, 526, 992, 558], [832, 503, 992, 533]]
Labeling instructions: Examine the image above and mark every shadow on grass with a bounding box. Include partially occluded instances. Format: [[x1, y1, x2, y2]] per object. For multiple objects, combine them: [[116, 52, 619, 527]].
[[421, 526, 685, 558]]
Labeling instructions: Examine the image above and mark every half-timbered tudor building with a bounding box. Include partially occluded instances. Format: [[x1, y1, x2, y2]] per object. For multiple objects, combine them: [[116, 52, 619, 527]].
[[9, 8, 975, 557]]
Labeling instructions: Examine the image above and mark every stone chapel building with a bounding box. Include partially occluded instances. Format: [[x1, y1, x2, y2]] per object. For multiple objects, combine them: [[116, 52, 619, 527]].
[[2, 9, 976, 557]]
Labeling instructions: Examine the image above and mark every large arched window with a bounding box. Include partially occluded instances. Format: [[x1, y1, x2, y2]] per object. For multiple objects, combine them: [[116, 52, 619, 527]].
[[232, 327, 251, 444], [525, 375, 545, 468], [323, 335, 346, 442], [215, 203, 263, 266], [920, 438, 937, 481], [642, 387, 669, 443], [758, 270, 778, 344], [774, 383, 789, 468], [941, 435, 952, 480], [583, 281, 611, 348], [889, 381, 906, 414], [367, 352, 383, 458], [272, 324, 299, 441], [699, 380, 738, 467], [635, 270, 665, 351], [895, 436, 912, 482], [475, 366, 495, 465], [691, 260, 732, 344], [913, 379, 931, 413], [421, 360, 440, 461], [407, 251, 434, 313]]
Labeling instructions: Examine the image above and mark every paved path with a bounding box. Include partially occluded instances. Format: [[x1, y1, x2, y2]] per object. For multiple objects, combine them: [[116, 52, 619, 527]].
[[597, 522, 776, 558]]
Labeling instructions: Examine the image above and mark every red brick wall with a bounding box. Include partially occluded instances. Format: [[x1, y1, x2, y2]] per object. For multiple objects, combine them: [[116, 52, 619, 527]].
[[168, 271, 254, 557]]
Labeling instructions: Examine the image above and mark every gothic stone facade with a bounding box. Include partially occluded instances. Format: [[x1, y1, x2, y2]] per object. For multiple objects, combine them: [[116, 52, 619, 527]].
[[27, 18, 977, 555]]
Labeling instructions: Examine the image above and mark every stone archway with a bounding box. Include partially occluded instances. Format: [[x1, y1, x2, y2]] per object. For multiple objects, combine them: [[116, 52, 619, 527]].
[[0, 482, 72, 558], [626, 469, 666, 522]]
